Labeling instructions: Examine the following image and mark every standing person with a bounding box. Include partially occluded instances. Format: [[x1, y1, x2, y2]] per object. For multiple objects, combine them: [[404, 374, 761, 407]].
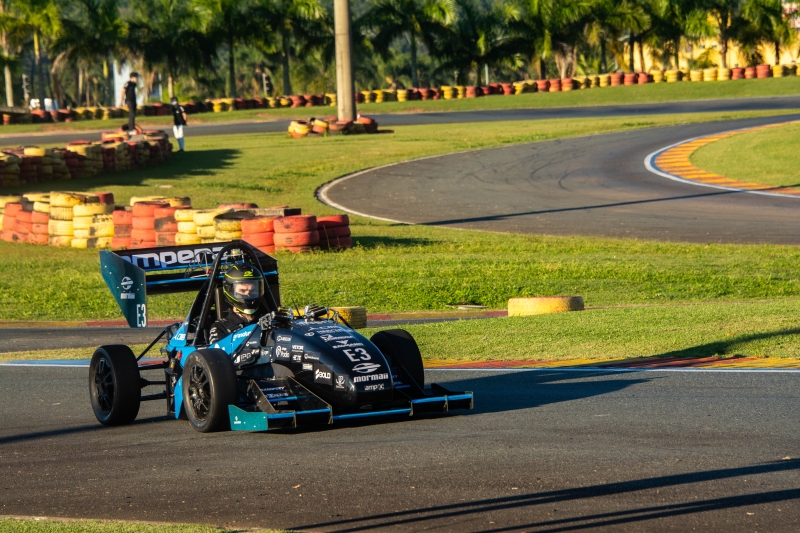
[[264, 75, 274, 97], [119, 72, 139, 132], [171, 97, 187, 152]]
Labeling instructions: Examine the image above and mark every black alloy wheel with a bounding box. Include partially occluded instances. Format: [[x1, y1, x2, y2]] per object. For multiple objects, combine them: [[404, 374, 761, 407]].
[[89, 345, 141, 425], [181, 349, 238, 432]]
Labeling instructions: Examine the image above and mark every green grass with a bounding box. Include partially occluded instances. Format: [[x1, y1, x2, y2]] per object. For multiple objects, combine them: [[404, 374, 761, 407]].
[[4, 76, 800, 136], [691, 120, 800, 187], [2, 110, 799, 322], [364, 299, 800, 362], [0, 517, 290, 533]]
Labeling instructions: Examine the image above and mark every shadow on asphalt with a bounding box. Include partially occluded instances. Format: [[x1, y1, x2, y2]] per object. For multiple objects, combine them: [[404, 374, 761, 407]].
[[422, 188, 748, 226], [0, 414, 172, 445], [658, 327, 800, 359], [293, 459, 800, 532]]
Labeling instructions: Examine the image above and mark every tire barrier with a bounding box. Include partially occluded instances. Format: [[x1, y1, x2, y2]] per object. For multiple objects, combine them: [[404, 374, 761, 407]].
[[1, 132, 173, 189], [289, 115, 382, 138]]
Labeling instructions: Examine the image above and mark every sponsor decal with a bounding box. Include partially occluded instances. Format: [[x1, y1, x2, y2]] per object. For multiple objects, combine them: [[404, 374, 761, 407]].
[[261, 386, 286, 392], [344, 348, 372, 362], [303, 353, 320, 361], [232, 330, 251, 341], [173, 333, 186, 341], [332, 341, 365, 350], [291, 344, 304, 351], [119, 245, 229, 269], [275, 345, 290, 360], [353, 373, 389, 383], [314, 365, 332, 385], [121, 276, 133, 291], [276, 335, 291, 343], [121, 292, 135, 300], [334, 375, 346, 390], [260, 346, 272, 359], [320, 334, 355, 342], [292, 352, 302, 363], [265, 392, 290, 399], [365, 383, 385, 391], [352, 362, 381, 374], [304, 332, 315, 337], [303, 363, 313, 371]]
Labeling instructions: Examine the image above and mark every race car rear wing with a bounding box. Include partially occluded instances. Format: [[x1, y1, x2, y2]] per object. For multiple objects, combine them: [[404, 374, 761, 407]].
[[99, 242, 279, 328]]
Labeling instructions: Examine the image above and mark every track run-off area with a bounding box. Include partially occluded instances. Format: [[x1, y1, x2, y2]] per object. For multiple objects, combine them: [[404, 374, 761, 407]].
[[3, 104, 800, 532]]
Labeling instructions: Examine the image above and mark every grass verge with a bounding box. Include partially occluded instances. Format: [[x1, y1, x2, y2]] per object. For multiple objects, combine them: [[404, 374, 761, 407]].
[[3, 300, 800, 362], [3, 77, 800, 136], [1, 109, 800, 322], [691, 120, 800, 187], [0, 517, 290, 533]]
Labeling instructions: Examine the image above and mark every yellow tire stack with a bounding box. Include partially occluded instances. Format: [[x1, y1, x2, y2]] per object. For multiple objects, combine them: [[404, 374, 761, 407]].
[[651, 70, 665, 83], [48, 191, 85, 246], [279, 96, 291, 107], [67, 144, 103, 177], [24, 148, 53, 181], [325, 93, 337, 107], [396, 90, 408, 102], [112, 143, 131, 171], [1, 153, 21, 187], [175, 208, 201, 245], [71, 197, 112, 248], [598, 74, 610, 87], [51, 151, 70, 180], [456, 86, 466, 98], [360, 90, 373, 104], [690, 70, 703, 82], [193, 209, 227, 243], [703, 68, 718, 81], [128, 195, 190, 207], [718, 68, 731, 81], [772, 64, 786, 78], [373, 90, 384, 103], [213, 212, 246, 242], [440, 86, 454, 99], [329, 307, 367, 329], [665, 70, 680, 82]]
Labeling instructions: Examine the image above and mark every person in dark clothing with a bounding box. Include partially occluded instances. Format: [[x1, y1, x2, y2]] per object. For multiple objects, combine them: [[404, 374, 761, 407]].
[[170, 96, 187, 151], [264, 75, 274, 97], [119, 72, 139, 131], [208, 264, 264, 344]]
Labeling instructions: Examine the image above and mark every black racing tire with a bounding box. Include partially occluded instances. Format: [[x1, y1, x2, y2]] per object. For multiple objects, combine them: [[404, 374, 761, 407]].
[[370, 329, 425, 388], [182, 349, 238, 432], [89, 345, 141, 425]]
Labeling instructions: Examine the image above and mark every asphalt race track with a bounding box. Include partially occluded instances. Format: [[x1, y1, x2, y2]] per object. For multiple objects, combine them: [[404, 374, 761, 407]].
[[322, 113, 800, 245], [4, 95, 800, 147], [1, 366, 798, 531]]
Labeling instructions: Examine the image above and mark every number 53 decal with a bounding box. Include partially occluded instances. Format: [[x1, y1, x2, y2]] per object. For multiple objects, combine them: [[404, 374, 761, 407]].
[[343, 348, 371, 362], [136, 304, 147, 327]]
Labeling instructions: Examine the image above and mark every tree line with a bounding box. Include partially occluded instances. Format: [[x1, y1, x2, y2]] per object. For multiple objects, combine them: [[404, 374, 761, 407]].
[[2, 0, 796, 107]]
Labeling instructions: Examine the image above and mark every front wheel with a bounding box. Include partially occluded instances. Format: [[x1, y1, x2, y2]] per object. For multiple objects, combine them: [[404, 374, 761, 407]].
[[370, 329, 425, 388], [89, 345, 141, 425], [182, 349, 238, 432]]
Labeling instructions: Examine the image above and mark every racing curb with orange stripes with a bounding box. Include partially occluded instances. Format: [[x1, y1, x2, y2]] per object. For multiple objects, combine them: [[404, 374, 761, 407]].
[[645, 120, 800, 198]]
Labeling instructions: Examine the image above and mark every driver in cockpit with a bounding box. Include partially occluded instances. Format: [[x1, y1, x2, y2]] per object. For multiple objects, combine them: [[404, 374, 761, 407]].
[[208, 264, 264, 344]]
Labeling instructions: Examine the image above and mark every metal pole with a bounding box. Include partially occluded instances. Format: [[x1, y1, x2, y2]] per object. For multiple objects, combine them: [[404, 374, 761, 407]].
[[484, 64, 489, 85], [334, 0, 356, 121]]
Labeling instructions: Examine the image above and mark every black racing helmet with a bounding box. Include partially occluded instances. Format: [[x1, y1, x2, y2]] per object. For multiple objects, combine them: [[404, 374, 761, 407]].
[[222, 264, 264, 315]]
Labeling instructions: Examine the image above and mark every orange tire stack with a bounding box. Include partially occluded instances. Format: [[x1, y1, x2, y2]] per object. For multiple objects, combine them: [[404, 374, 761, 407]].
[[273, 215, 318, 253], [131, 201, 168, 249], [30, 209, 50, 245], [112, 208, 133, 249], [1, 202, 26, 243], [154, 205, 184, 246], [317, 215, 352, 250], [241, 216, 275, 254]]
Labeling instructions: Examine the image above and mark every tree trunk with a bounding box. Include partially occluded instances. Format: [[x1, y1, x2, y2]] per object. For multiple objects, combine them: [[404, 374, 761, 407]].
[[409, 32, 418, 87], [775, 41, 780, 65], [227, 33, 236, 97], [600, 39, 607, 74], [85, 69, 90, 107], [0, 1, 11, 107], [102, 55, 112, 107], [539, 57, 546, 79], [628, 31, 634, 72], [34, 30, 46, 104], [281, 32, 292, 95], [75, 66, 81, 106], [673, 38, 680, 70], [719, 37, 727, 69], [168, 73, 174, 99], [638, 38, 645, 72]]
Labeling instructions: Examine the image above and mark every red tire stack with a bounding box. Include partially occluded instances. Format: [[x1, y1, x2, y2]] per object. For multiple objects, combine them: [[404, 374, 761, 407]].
[[112, 208, 133, 249], [273, 215, 318, 253], [29, 209, 49, 245], [242, 216, 276, 254], [154, 205, 184, 246], [317, 215, 352, 251], [130, 201, 168, 249], [102, 146, 116, 172], [1, 202, 25, 242]]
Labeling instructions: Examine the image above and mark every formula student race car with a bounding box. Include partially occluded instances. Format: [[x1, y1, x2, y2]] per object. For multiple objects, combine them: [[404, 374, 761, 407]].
[[90, 241, 473, 432]]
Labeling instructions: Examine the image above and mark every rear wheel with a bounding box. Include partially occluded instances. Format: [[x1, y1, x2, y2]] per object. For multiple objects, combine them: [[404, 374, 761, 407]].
[[89, 345, 141, 425], [370, 329, 425, 388], [182, 349, 238, 432]]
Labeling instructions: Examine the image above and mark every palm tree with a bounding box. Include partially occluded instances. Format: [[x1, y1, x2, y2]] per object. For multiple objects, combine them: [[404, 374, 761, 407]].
[[0, 0, 22, 106], [194, 0, 258, 97], [741, 0, 793, 65], [128, 0, 210, 98], [694, 0, 745, 69], [433, 0, 518, 84], [364, 0, 456, 87], [587, 0, 648, 73], [255, 0, 326, 96], [12, 0, 60, 105]]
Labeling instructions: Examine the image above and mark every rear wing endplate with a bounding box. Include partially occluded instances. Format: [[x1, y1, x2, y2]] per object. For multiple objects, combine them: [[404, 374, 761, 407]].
[[100, 242, 279, 328]]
